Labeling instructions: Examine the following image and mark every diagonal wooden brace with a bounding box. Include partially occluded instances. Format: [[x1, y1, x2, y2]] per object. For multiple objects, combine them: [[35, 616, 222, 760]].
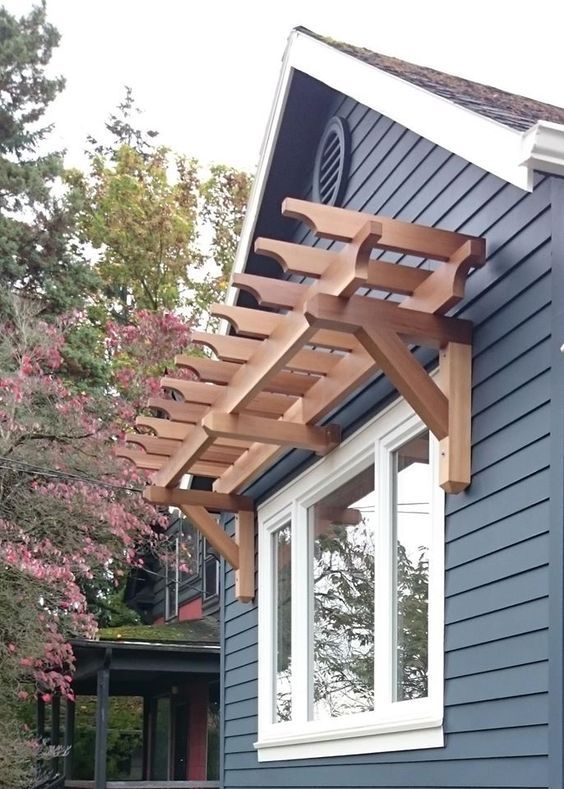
[[178, 505, 255, 603], [354, 327, 472, 492], [355, 326, 449, 440]]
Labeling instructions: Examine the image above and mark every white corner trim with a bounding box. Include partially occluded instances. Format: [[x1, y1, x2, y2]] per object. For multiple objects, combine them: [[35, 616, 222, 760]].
[[521, 121, 564, 177]]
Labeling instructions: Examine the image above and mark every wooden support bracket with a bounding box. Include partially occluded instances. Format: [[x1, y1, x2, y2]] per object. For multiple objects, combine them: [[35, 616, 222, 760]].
[[353, 326, 472, 492], [178, 504, 240, 570], [438, 342, 472, 493], [144, 487, 256, 603], [235, 510, 255, 603]]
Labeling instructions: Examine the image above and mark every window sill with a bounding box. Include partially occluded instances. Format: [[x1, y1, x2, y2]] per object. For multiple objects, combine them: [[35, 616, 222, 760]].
[[255, 715, 444, 761]]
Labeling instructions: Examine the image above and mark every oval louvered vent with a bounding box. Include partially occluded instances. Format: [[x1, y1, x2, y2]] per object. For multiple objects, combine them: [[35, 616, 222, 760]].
[[312, 116, 350, 207]]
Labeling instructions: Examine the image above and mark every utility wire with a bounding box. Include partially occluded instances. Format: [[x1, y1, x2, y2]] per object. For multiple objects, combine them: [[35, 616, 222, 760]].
[[0, 456, 144, 494]]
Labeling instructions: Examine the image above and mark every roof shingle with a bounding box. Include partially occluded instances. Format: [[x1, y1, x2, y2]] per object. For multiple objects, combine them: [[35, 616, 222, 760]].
[[298, 27, 564, 131]]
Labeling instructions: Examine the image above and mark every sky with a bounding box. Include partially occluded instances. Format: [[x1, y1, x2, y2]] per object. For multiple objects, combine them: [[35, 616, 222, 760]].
[[5, 0, 564, 173]]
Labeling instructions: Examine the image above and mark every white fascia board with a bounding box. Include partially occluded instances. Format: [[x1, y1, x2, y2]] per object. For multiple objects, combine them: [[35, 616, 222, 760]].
[[521, 121, 564, 177], [224, 37, 296, 308]]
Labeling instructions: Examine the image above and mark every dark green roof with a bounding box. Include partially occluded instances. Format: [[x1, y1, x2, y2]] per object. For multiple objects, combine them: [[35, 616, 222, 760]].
[[97, 617, 219, 646], [296, 27, 564, 132]]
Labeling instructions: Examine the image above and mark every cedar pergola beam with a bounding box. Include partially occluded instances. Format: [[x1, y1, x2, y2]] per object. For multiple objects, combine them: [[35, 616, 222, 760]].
[[283, 197, 484, 261], [304, 293, 473, 348], [203, 412, 341, 455], [143, 485, 254, 513]]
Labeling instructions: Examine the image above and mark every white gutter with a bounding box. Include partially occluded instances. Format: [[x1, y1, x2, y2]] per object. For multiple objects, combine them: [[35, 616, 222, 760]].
[[521, 120, 564, 177]]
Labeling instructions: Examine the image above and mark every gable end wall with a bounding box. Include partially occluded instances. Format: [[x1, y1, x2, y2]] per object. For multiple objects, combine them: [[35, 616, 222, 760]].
[[221, 82, 555, 789]]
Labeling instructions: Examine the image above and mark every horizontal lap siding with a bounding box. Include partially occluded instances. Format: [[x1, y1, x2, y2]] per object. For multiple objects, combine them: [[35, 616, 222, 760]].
[[223, 88, 552, 788]]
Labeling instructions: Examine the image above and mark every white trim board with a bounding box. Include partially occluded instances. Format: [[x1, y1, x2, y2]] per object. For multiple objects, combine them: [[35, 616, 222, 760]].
[[226, 30, 564, 304]]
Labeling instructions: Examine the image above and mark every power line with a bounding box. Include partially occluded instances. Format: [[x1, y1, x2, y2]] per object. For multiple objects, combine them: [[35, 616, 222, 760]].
[[0, 456, 144, 494]]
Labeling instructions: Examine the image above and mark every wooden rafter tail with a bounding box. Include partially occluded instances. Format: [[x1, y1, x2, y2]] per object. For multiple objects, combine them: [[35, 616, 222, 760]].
[[143, 486, 254, 513], [210, 304, 362, 352], [254, 237, 339, 278], [203, 412, 341, 455], [191, 330, 259, 362], [160, 378, 221, 406], [211, 303, 281, 338], [125, 433, 180, 456], [232, 272, 305, 310], [135, 416, 191, 441], [115, 448, 164, 471], [147, 398, 208, 424], [282, 197, 482, 261], [399, 237, 487, 315], [438, 342, 472, 493]]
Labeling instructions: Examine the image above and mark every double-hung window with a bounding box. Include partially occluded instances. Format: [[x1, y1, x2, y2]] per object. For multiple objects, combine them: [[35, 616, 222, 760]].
[[257, 399, 444, 760]]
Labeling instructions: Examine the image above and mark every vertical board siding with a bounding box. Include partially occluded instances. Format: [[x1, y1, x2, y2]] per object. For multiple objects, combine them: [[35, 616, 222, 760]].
[[222, 86, 553, 788]]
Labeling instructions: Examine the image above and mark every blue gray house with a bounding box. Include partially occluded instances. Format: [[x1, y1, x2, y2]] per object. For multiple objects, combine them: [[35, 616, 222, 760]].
[[123, 27, 564, 789]]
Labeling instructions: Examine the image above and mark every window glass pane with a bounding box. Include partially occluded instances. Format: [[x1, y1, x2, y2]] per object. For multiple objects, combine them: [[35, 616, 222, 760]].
[[179, 518, 198, 581], [309, 465, 375, 720], [164, 536, 178, 620], [393, 432, 431, 701], [274, 523, 292, 722], [150, 697, 170, 780], [203, 540, 219, 600]]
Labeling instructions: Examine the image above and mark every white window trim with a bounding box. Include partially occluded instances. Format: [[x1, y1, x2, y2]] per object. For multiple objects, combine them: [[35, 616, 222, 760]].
[[256, 397, 445, 761]]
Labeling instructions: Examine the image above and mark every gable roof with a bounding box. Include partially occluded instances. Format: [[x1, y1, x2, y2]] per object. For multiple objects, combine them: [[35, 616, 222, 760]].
[[299, 28, 564, 133], [227, 27, 564, 296]]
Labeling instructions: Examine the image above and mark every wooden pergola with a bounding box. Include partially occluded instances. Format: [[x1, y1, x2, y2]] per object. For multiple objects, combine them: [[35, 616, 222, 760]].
[[118, 198, 486, 602]]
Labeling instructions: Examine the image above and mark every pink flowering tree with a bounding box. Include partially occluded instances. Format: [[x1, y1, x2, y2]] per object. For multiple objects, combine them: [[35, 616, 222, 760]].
[[0, 296, 192, 785]]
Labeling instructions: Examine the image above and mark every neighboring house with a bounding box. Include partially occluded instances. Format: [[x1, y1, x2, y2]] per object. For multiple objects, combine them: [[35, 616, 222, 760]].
[[120, 27, 564, 789], [52, 509, 222, 788]]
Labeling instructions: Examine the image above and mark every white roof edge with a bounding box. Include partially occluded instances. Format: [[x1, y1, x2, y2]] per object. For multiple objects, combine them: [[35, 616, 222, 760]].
[[225, 31, 297, 308], [521, 121, 564, 177], [227, 30, 564, 303]]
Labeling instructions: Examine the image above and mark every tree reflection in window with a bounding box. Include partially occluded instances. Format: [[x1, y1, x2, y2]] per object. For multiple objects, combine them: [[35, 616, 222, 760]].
[[274, 523, 292, 721], [309, 465, 375, 720], [393, 432, 430, 701]]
